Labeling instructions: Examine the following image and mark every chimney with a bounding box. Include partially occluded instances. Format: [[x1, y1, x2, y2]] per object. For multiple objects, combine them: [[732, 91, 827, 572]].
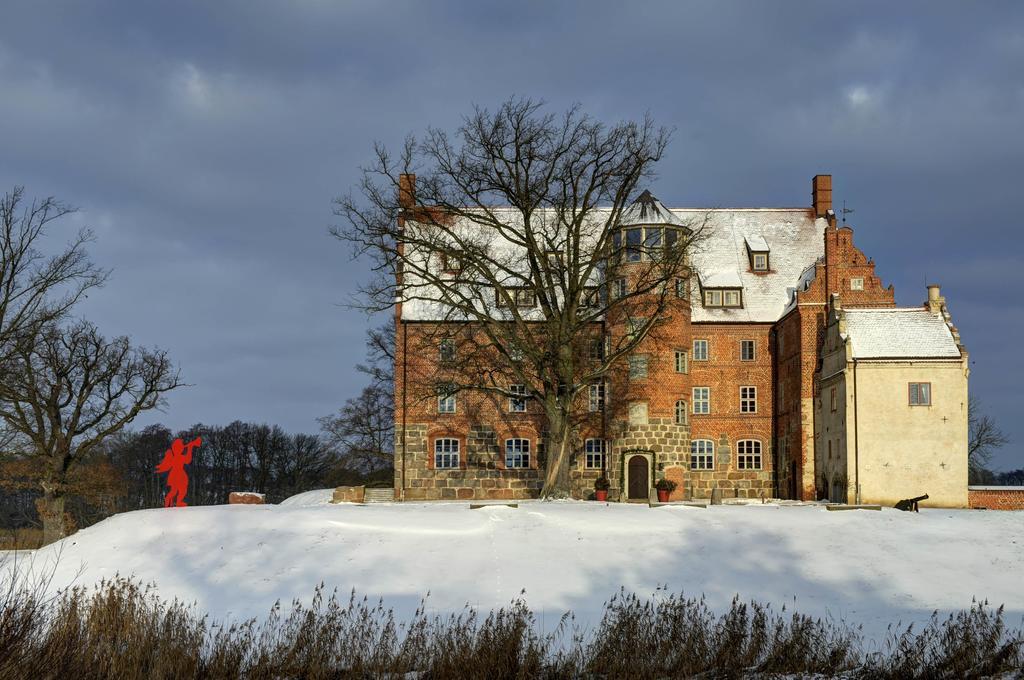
[[812, 174, 832, 218], [926, 284, 944, 313], [398, 173, 416, 210]]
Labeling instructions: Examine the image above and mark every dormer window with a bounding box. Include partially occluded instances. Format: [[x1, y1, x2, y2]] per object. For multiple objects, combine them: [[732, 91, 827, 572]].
[[496, 286, 537, 308], [441, 251, 463, 275], [704, 288, 743, 308], [744, 236, 770, 272]]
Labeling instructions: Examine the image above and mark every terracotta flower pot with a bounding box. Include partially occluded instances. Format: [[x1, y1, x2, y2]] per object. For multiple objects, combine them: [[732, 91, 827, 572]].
[[657, 489, 670, 502], [595, 489, 608, 502]]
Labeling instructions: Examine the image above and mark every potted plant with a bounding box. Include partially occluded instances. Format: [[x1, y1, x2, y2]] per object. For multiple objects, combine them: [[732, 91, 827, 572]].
[[594, 476, 610, 502], [655, 478, 677, 503]]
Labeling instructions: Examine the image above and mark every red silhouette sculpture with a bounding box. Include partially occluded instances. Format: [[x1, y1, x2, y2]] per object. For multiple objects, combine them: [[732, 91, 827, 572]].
[[156, 437, 201, 507]]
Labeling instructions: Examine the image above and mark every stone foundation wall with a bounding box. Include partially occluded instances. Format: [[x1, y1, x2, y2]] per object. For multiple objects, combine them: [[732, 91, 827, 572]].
[[968, 487, 1024, 510]]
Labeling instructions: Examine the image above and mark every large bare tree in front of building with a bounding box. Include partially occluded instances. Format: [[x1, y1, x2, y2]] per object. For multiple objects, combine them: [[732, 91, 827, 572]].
[[0, 320, 183, 544], [334, 99, 704, 498]]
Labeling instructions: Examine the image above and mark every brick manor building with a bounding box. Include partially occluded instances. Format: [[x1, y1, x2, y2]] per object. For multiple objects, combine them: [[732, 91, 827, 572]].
[[391, 174, 969, 505]]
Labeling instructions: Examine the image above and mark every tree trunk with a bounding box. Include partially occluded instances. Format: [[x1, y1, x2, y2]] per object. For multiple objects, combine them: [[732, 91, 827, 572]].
[[541, 407, 573, 498], [37, 480, 69, 545]]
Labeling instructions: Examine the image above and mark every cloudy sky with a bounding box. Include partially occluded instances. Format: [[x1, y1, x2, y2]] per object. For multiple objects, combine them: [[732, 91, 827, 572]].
[[1, 1, 1021, 470]]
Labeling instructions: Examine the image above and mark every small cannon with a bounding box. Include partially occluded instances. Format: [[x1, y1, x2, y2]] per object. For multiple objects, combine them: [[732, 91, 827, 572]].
[[894, 494, 929, 512]]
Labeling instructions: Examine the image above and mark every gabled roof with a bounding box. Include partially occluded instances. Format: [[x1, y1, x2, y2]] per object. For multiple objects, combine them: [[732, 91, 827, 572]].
[[618, 190, 690, 228], [744, 235, 770, 252], [683, 209, 824, 323], [843, 308, 962, 359]]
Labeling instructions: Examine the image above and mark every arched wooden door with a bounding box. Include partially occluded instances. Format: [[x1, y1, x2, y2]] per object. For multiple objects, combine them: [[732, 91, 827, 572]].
[[627, 455, 649, 500]]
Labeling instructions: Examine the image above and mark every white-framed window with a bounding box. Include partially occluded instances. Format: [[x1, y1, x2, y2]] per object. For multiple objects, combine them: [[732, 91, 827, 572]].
[[588, 381, 606, 412], [509, 384, 527, 413], [674, 350, 688, 374], [723, 289, 741, 307], [850, 277, 864, 291], [505, 438, 531, 468], [690, 439, 714, 470], [625, 227, 643, 262], [439, 339, 456, 363], [510, 346, 524, 362], [737, 440, 762, 470], [675, 399, 688, 425], [629, 354, 648, 380], [675, 277, 689, 299], [627, 317, 647, 341], [909, 382, 931, 406], [584, 439, 606, 469], [740, 386, 757, 414], [693, 387, 710, 414], [740, 340, 755, 362], [441, 251, 463, 274], [496, 286, 537, 308], [693, 339, 708, 361], [753, 253, 768, 271], [612, 278, 627, 299], [704, 289, 722, 307], [434, 438, 460, 469], [438, 384, 456, 413]]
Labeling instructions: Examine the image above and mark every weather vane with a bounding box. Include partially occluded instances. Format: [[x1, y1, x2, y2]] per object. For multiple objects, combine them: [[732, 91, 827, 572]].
[[842, 199, 854, 224]]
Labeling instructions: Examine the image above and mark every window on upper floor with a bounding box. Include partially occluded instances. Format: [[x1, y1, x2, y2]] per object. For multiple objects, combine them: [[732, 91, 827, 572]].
[[693, 387, 710, 414], [439, 339, 456, 363], [629, 354, 648, 380], [674, 350, 688, 374], [611, 278, 627, 299], [830, 387, 837, 412], [909, 382, 931, 406], [850, 277, 864, 291], [509, 384, 527, 413], [496, 286, 537, 309], [740, 340, 755, 362], [740, 386, 757, 414], [438, 383, 457, 414], [752, 252, 769, 271], [440, 251, 463, 275], [693, 339, 708, 361], [588, 381, 606, 412], [675, 399, 688, 425], [674, 277, 689, 299], [703, 288, 743, 308]]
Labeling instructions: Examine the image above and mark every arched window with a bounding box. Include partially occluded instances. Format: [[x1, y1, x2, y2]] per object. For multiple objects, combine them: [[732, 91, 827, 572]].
[[690, 439, 714, 470], [674, 400, 688, 425], [737, 440, 762, 470]]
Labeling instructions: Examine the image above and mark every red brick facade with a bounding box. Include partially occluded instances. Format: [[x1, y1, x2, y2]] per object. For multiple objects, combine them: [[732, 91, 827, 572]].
[[393, 175, 901, 502], [968, 487, 1024, 511]]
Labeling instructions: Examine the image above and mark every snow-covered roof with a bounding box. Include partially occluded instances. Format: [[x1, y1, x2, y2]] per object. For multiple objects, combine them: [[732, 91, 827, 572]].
[[744, 235, 770, 252], [618, 190, 690, 228], [699, 271, 743, 288], [684, 209, 824, 322], [400, 204, 825, 324], [843, 308, 962, 359]]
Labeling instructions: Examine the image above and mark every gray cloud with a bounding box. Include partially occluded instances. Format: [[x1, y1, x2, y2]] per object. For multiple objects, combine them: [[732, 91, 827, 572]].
[[1, 0, 1021, 469]]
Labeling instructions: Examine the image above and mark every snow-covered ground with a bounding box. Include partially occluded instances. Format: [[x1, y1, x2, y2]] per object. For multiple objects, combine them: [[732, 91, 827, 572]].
[[3, 496, 1022, 642]]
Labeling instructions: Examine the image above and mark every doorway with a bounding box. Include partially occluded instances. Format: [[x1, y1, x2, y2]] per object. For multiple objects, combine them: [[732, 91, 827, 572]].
[[627, 455, 650, 500]]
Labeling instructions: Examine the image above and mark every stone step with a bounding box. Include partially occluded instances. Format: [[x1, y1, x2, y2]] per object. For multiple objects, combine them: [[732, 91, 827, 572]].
[[363, 488, 395, 503]]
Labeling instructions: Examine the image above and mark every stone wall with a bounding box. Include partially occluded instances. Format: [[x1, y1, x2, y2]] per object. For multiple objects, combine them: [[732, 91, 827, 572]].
[[968, 487, 1024, 510], [331, 486, 365, 503]]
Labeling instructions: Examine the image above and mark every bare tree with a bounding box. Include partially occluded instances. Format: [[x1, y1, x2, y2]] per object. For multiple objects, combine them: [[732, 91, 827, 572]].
[[0, 321, 183, 543], [968, 396, 1009, 475], [319, 319, 395, 472], [334, 99, 704, 497], [0, 186, 107, 354]]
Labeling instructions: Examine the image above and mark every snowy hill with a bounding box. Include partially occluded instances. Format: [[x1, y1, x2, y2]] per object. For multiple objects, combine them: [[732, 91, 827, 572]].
[[4, 497, 1022, 641]]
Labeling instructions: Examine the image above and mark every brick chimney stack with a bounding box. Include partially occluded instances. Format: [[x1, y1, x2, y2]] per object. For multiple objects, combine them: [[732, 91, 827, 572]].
[[398, 173, 416, 210], [812, 174, 832, 218]]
